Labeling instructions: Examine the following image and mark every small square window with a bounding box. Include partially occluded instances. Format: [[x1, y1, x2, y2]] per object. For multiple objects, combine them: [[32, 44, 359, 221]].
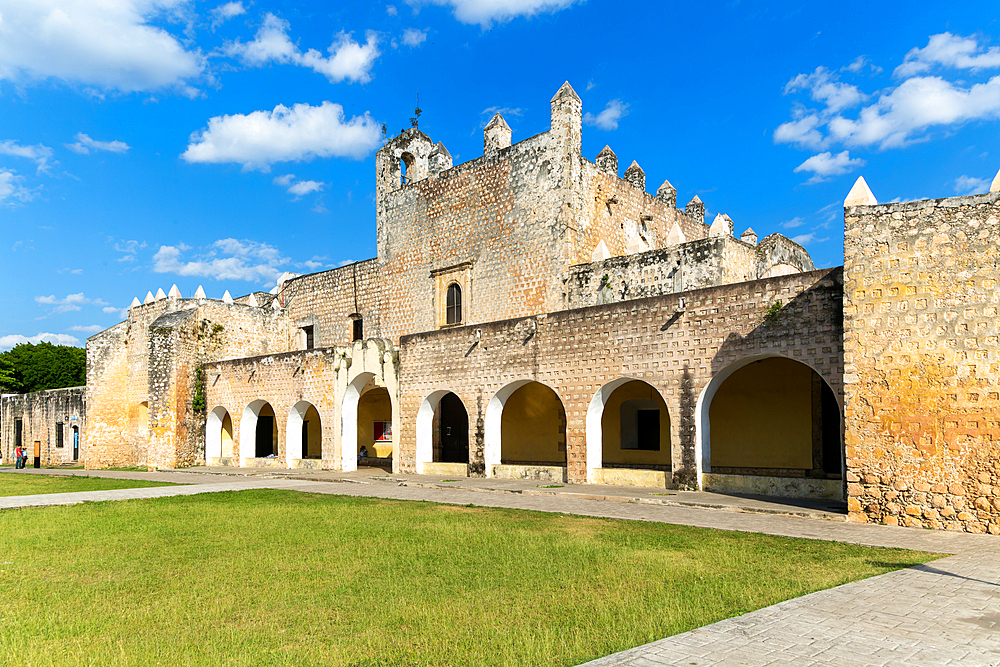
[[373, 421, 392, 442], [302, 326, 314, 350]]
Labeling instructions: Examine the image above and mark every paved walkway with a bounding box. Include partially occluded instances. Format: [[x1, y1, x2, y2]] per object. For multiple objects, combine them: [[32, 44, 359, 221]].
[[2, 467, 999, 665]]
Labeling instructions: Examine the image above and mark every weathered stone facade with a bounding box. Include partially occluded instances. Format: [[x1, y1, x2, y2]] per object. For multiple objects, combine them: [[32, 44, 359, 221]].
[[25, 80, 1000, 533], [1, 387, 85, 466], [844, 191, 1000, 533]]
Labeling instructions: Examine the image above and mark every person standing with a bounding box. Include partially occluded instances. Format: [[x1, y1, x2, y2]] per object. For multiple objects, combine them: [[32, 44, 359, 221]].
[[14, 445, 23, 469]]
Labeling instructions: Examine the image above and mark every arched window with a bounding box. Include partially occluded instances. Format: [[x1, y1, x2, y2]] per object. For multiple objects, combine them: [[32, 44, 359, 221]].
[[446, 283, 462, 325], [400, 152, 414, 186]]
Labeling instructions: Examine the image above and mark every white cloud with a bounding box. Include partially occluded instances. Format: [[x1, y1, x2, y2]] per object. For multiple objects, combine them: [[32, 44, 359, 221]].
[[401, 28, 427, 47], [782, 216, 806, 229], [790, 232, 827, 245], [210, 1, 246, 29], [182, 101, 381, 171], [0, 0, 205, 94], [35, 292, 92, 314], [386, 5, 398, 15], [65, 133, 130, 155], [226, 14, 380, 84], [773, 113, 826, 150], [273, 173, 324, 198], [103, 306, 121, 314], [583, 99, 629, 131], [953, 175, 991, 196], [776, 34, 1000, 172], [405, 0, 579, 28], [287, 180, 324, 196], [0, 332, 81, 350], [0, 170, 39, 206], [793, 150, 865, 184], [0, 140, 53, 173], [68, 324, 104, 333], [896, 32, 1000, 78], [784, 67, 866, 113], [152, 238, 288, 283]]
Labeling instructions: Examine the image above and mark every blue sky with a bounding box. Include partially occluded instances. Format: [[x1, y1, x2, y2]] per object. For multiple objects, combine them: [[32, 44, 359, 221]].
[[2, 0, 998, 349]]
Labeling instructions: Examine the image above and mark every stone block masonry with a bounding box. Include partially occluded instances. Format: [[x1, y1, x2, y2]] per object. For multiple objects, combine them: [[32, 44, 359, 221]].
[[1, 387, 85, 466], [398, 268, 843, 487], [844, 191, 1000, 533]]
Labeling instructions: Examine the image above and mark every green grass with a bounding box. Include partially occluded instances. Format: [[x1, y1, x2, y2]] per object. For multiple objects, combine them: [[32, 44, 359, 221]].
[[0, 490, 937, 667], [0, 473, 177, 497]]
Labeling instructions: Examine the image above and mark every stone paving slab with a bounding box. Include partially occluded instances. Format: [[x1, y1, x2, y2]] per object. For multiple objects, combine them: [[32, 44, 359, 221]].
[[578, 548, 1000, 667]]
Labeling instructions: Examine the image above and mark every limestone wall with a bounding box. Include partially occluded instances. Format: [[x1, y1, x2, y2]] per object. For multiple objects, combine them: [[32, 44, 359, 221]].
[[844, 191, 1000, 533], [203, 339, 400, 472], [86, 297, 284, 469], [280, 259, 385, 346], [1, 387, 85, 466], [398, 268, 844, 487]]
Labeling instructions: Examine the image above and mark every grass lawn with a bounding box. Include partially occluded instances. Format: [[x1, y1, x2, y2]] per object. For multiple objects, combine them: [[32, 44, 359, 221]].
[[0, 473, 177, 497], [0, 490, 938, 666]]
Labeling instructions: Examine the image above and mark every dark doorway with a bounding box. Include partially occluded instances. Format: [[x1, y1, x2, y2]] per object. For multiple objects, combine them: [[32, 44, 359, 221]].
[[72, 426, 80, 461], [256, 416, 276, 457], [820, 382, 841, 475], [437, 392, 469, 464]]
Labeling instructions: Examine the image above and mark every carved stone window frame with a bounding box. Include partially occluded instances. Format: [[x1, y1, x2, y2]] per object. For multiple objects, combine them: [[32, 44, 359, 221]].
[[431, 261, 473, 328]]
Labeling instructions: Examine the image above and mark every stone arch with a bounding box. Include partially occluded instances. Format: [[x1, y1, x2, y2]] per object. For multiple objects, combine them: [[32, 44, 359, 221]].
[[416, 390, 469, 473], [286, 401, 322, 467], [696, 354, 843, 496], [206, 406, 234, 463], [485, 380, 566, 479], [343, 373, 394, 472], [240, 399, 277, 466], [586, 378, 671, 484]]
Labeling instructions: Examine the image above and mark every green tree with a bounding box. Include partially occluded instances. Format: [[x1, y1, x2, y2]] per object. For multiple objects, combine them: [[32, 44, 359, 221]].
[[0, 342, 86, 393]]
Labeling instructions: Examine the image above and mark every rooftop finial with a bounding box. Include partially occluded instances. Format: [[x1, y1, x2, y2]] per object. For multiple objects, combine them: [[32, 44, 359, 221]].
[[991, 167, 1000, 194], [844, 176, 877, 207]]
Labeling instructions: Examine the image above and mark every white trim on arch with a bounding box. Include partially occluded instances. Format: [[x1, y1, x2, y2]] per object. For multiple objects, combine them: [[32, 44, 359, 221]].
[[341, 372, 375, 472], [416, 390, 451, 467], [286, 400, 318, 467], [239, 399, 271, 467], [695, 354, 841, 487], [206, 405, 229, 461], [484, 379, 566, 477], [584, 377, 636, 482]]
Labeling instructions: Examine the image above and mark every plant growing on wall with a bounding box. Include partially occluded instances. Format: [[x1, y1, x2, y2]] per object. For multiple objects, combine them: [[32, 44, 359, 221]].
[[598, 274, 611, 291], [763, 300, 783, 325], [192, 366, 206, 413]]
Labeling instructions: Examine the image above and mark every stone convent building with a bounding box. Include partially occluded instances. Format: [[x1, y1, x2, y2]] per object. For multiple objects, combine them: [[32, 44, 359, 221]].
[[4, 82, 1000, 535]]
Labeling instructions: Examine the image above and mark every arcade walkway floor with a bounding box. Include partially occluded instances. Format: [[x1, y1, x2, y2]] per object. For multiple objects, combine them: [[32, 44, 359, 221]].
[[2, 466, 997, 666]]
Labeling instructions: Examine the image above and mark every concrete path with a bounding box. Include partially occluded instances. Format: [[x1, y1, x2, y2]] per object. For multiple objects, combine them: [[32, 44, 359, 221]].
[[2, 467, 999, 666]]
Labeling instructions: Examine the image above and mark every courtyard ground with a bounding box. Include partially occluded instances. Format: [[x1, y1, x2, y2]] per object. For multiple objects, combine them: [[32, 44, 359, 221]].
[[1, 468, 997, 666]]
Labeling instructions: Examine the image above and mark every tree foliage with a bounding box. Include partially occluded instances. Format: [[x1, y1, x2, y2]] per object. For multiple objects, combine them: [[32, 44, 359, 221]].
[[0, 343, 86, 393]]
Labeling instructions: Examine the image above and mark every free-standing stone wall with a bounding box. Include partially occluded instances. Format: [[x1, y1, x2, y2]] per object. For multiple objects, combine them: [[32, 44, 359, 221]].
[[843, 191, 1000, 533]]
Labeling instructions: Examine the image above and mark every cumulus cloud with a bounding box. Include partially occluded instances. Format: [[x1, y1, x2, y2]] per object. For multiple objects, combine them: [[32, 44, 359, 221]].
[[152, 238, 288, 283], [0, 333, 81, 350], [793, 150, 865, 184], [182, 101, 381, 170], [953, 175, 991, 196], [583, 99, 629, 131], [273, 173, 324, 198], [34, 292, 95, 314], [225, 13, 380, 84], [0, 170, 39, 206], [405, 0, 579, 28], [0, 0, 205, 94], [896, 32, 1000, 78], [68, 324, 104, 334], [0, 140, 53, 173], [65, 133, 130, 155], [401, 28, 427, 47], [386, 5, 398, 15], [826, 75, 1000, 149], [784, 67, 867, 113], [210, 1, 246, 29], [776, 33, 1000, 175]]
